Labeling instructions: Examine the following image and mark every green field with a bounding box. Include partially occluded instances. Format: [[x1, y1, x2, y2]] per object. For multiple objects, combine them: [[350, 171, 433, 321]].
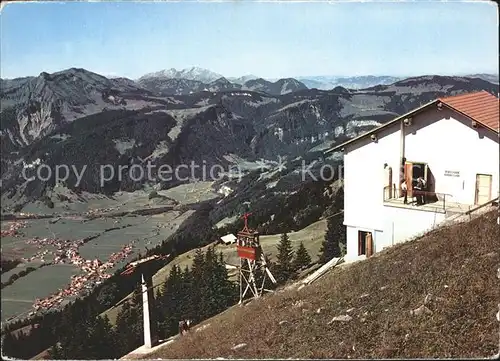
[[1, 261, 43, 283], [1, 264, 81, 321], [1, 212, 193, 322], [1, 181, 218, 323]]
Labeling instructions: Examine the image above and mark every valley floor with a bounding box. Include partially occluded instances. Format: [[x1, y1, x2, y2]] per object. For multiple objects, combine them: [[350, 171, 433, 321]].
[[0, 183, 218, 323], [137, 210, 499, 359]]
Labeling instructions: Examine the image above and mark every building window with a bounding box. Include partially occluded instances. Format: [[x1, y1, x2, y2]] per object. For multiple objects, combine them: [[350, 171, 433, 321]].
[[358, 231, 373, 257]]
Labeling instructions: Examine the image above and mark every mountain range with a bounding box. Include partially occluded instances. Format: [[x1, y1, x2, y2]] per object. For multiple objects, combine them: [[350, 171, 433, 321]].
[[1, 66, 498, 212], [131, 66, 500, 91], [135, 67, 499, 90]]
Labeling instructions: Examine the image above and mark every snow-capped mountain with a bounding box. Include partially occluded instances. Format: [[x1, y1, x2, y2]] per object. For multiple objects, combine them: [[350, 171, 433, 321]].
[[138, 67, 224, 83]]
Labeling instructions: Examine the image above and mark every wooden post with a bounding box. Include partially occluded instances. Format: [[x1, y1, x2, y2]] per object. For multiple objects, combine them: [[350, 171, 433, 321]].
[[238, 257, 243, 305], [388, 167, 393, 199], [400, 120, 405, 186]]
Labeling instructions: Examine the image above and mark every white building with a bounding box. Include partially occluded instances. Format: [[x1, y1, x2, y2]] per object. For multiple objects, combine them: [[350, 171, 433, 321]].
[[220, 233, 237, 245], [218, 185, 234, 197], [325, 91, 499, 262]]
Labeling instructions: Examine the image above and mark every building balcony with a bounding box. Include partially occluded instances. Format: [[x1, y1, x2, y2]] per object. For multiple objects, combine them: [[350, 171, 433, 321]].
[[383, 186, 470, 214]]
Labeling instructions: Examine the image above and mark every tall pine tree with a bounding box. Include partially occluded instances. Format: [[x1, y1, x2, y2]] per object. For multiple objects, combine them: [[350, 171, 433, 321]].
[[157, 264, 184, 338], [2, 331, 19, 358], [188, 249, 205, 322], [276, 233, 295, 283], [318, 216, 346, 264], [292, 241, 312, 271], [85, 315, 119, 359], [179, 265, 195, 321], [114, 287, 144, 356], [197, 247, 237, 320]]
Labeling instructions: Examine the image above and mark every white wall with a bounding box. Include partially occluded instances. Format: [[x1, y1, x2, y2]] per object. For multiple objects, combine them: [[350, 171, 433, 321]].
[[343, 124, 401, 231], [376, 206, 446, 251], [343, 122, 402, 261], [342, 105, 499, 262], [404, 108, 499, 205], [345, 226, 359, 260]]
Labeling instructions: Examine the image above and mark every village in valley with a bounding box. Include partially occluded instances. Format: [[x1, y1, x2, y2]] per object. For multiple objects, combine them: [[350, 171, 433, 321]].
[[2, 217, 135, 314]]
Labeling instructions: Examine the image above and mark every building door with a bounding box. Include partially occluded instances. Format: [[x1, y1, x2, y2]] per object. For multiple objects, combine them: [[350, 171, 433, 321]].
[[366, 232, 373, 257], [475, 174, 492, 205], [358, 231, 374, 257], [405, 162, 429, 199], [404, 163, 413, 198]]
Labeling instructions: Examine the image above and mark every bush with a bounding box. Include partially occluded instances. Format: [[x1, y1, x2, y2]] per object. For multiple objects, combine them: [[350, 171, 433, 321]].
[[12, 204, 23, 212], [40, 195, 55, 209], [148, 191, 159, 200], [10, 273, 19, 282]]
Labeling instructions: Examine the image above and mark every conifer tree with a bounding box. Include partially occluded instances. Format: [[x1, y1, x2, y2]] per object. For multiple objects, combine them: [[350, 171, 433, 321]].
[[50, 300, 94, 358], [292, 241, 312, 271], [199, 247, 216, 318], [191, 247, 233, 320], [276, 232, 295, 283], [204, 249, 237, 316], [114, 288, 143, 355], [318, 216, 346, 264], [49, 306, 119, 359], [85, 315, 119, 359], [188, 249, 205, 320], [179, 265, 195, 320], [48, 343, 64, 359], [218, 251, 238, 304], [2, 331, 19, 358], [157, 264, 183, 337], [191, 248, 205, 279]]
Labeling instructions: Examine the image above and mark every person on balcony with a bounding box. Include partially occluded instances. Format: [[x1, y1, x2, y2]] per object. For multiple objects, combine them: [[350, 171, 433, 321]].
[[179, 319, 191, 336], [415, 177, 426, 205], [401, 180, 408, 204], [421, 177, 427, 204]]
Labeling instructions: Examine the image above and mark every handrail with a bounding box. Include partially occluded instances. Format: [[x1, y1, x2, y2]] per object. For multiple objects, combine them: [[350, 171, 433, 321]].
[[464, 197, 499, 215], [383, 185, 452, 200], [382, 185, 453, 213], [383, 186, 499, 216]]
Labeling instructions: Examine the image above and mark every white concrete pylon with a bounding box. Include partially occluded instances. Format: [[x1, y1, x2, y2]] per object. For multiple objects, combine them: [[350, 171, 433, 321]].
[[141, 273, 153, 348]]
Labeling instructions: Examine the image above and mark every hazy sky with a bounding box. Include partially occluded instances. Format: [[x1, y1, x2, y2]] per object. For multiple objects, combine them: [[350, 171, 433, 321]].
[[1, 0, 498, 79]]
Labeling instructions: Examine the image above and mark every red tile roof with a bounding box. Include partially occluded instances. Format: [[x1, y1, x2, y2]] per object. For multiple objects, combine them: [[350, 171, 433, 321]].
[[439, 91, 499, 132]]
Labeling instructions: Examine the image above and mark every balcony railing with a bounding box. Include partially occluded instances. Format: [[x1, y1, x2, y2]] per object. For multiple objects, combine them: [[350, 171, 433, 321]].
[[382, 185, 457, 213]]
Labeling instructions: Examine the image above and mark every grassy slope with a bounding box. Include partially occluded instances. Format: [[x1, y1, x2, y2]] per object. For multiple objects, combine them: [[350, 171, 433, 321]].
[[145, 209, 499, 359], [103, 218, 328, 324]]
